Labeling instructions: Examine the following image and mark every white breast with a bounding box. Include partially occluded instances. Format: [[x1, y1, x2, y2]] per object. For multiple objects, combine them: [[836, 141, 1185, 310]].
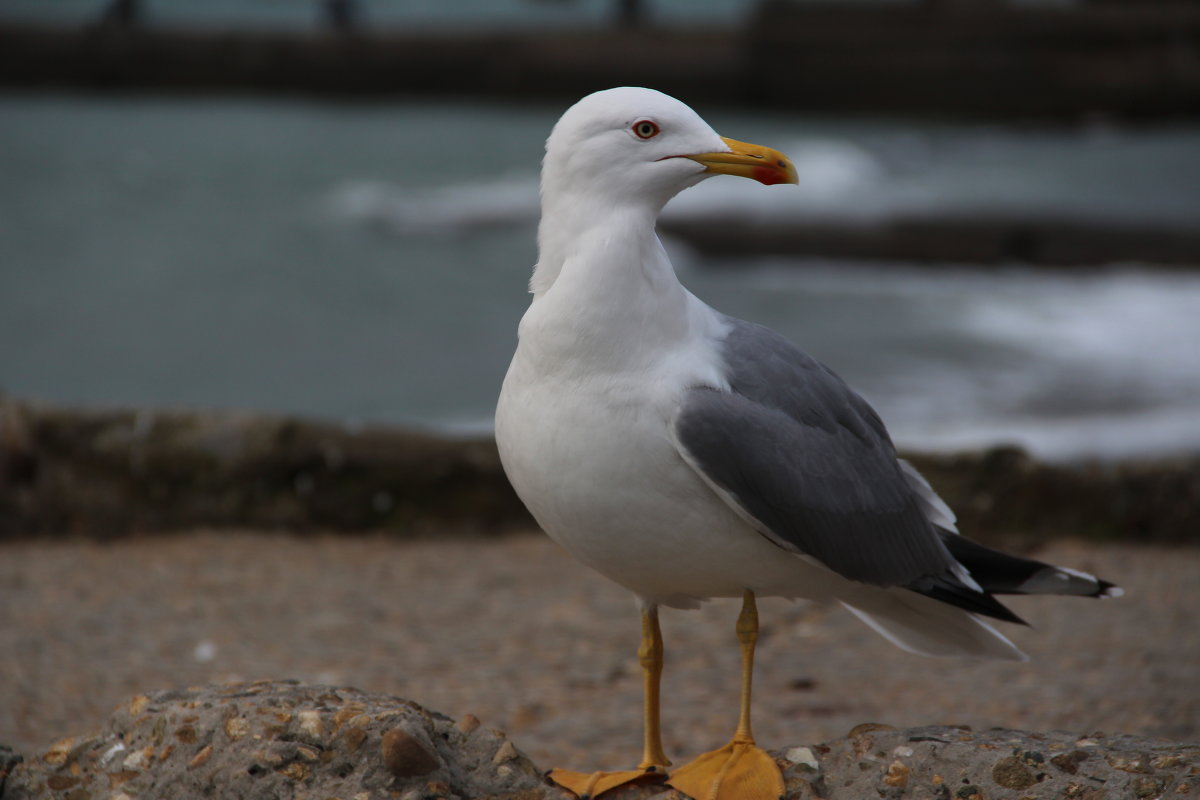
[[495, 294, 845, 608]]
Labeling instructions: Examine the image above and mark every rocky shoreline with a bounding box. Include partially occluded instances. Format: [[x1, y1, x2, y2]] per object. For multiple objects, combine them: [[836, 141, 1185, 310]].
[[2, 681, 1196, 800], [1, 398, 1197, 545]]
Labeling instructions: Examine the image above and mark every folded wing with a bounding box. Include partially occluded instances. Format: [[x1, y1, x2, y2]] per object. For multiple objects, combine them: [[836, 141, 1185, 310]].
[[672, 318, 1117, 659]]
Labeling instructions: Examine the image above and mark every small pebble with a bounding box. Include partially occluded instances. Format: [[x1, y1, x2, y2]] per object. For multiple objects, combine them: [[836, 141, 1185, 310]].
[[1051, 750, 1090, 774], [1107, 753, 1152, 774], [785, 746, 820, 771], [298, 709, 324, 739], [98, 742, 126, 767], [381, 729, 440, 778], [882, 759, 910, 788], [43, 737, 75, 765], [108, 769, 138, 788], [1133, 776, 1166, 798], [188, 744, 213, 769], [493, 740, 520, 765], [224, 717, 250, 741], [121, 747, 153, 772], [46, 776, 80, 791], [992, 755, 1037, 790]]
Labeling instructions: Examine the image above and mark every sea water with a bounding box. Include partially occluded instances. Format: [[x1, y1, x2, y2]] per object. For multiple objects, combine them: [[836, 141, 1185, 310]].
[[2, 93, 1199, 461]]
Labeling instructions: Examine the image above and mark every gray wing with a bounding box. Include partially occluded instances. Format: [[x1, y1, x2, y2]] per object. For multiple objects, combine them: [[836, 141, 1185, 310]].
[[674, 317, 958, 588]]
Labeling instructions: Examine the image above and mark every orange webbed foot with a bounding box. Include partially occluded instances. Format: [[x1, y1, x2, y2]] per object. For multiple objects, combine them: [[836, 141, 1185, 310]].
[[548, 764, 668, 799], [668, 739, 784, 800]]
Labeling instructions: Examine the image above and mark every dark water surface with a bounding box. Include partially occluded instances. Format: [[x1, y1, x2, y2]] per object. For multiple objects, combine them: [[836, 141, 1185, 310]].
[[3, 94, 1199, 460]]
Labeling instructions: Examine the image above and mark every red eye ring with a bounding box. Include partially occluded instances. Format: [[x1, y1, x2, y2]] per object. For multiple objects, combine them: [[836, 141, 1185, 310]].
[[632, 120, 660, 139]]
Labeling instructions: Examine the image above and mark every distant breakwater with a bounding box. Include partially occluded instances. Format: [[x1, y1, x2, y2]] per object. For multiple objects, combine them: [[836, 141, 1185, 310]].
[[3, 1, 1200, 119], [659, 213, 1200, 268], [1, 398, 1196, 544]]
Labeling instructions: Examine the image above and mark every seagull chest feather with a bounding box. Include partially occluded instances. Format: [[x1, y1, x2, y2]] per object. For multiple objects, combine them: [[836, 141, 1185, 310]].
[[498, 228, 719, 522], [495, 220, 818, 604]]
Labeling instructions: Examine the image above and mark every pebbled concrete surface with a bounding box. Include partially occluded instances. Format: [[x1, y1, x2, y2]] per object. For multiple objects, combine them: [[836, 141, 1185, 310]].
[[1, 531, 1196, 777], [4, 682, 1198, 800]]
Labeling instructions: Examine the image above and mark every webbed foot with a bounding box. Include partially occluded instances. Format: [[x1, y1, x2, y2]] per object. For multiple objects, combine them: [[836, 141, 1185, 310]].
[[548, 764, 668, 799], [668, 739, 783, 800]]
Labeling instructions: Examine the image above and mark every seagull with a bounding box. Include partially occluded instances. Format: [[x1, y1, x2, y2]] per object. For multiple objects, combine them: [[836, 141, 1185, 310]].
[[495, 87, 1120, 800]]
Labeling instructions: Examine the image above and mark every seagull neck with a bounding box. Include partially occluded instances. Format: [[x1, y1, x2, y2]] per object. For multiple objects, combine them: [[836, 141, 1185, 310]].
[[531, 191, 673, 297], [522, 196, 706, 370]]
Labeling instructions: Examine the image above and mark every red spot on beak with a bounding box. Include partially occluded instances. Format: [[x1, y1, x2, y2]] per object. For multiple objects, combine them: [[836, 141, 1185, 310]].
[[754, 165, 786, 186]]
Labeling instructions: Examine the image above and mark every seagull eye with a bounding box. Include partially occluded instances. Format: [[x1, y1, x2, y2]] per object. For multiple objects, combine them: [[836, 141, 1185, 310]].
[[632, 120, 660, 139]]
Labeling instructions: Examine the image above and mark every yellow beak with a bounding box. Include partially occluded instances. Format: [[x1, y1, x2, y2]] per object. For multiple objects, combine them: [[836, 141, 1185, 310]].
[[685, 136, 798, 186]]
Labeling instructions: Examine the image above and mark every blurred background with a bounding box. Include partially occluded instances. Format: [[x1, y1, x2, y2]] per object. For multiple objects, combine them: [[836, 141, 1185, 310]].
[[2, 0, 1199, 463], [2, 0, 1200, 780]]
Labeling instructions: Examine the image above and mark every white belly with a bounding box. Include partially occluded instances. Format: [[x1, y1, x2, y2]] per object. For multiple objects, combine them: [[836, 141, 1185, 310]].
[[496, 362, 845, 608]]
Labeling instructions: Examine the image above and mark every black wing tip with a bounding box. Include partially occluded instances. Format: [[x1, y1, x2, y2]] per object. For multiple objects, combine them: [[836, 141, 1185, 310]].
[[941, 534, 1123, 600], [906, 575, 1029, 626]]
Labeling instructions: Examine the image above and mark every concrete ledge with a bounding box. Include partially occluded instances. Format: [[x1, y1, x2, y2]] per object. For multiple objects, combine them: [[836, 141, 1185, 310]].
[[1, 399, 1197, 544], [2, 681, 1197, 799]]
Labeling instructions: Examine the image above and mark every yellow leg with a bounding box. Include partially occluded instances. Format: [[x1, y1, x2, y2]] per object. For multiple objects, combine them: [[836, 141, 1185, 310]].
[[668, 591, 784, 800], [733, 589, 759, 745], [548, 607, 670, 799], [637, 606, 671, 770]]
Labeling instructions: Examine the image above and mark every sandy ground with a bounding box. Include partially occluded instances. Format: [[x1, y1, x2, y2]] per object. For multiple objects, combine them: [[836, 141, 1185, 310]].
[[1, 531, 1197, 772]]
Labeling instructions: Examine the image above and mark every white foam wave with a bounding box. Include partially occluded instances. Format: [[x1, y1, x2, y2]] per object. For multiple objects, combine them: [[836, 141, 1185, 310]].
[[322, 138, 894, 234], [324, 175, 539, 233], [894, 404, 1200, 462], [710, 260, 1200, 462]]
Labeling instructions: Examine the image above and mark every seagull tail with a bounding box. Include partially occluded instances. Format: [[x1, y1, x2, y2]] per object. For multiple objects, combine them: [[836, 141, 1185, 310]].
[[840, 589, 1028, 661]]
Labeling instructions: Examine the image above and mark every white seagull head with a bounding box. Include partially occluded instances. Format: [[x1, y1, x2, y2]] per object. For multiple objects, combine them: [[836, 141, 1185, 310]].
[[541, 87, 798, 212]]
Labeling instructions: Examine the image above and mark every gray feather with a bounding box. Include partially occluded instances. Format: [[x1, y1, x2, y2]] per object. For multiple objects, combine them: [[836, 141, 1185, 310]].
[[674, 318, 957, 587]]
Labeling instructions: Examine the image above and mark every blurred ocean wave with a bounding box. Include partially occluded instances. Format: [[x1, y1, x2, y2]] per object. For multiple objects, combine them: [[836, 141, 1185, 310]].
[[321, 124, 1200, 234], [324, 175, 541, 234], [706, 261, 1200, 460]]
